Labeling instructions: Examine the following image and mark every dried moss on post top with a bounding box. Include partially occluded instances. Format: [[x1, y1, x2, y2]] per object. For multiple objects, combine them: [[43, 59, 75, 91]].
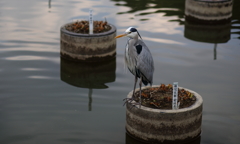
[[133, 84, 196, 109], [65, 20, 111, 34]]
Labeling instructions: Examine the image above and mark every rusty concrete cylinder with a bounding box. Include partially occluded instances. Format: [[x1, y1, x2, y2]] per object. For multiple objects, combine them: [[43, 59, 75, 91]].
[[126, 85, 203, 143], [60, 22, 116, 62], [185, 0, 233, 24]]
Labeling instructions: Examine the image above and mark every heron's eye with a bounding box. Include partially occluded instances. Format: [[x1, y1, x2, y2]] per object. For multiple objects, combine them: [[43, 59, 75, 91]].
[[128, 32, 131, 34]]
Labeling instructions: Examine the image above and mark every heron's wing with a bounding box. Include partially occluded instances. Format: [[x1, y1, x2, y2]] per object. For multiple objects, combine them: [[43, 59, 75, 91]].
[[124, 39, 137, 76], [135, 40, 154, 85]]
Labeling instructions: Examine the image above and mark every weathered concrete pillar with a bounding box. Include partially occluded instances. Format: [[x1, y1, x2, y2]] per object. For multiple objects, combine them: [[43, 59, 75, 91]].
[[60, 22, 116, 62], [185, 0, 233, 24], [126, 85, 203, 143]]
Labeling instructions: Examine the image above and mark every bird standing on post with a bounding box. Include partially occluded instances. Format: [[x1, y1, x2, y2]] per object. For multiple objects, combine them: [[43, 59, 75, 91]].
[[115, 27, 154, 108]]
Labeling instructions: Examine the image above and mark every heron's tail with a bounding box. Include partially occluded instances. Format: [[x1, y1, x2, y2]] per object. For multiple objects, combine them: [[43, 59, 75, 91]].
[[142, 77, 152, 86]]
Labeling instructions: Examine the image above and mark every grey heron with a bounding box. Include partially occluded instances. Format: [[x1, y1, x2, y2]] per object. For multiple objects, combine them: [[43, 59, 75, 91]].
[[115, 27, 154, 107]]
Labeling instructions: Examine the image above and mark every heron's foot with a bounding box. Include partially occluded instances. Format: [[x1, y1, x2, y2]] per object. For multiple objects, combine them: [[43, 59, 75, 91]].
[[123, 98, 134, 106], [123, 98, 141, 108]]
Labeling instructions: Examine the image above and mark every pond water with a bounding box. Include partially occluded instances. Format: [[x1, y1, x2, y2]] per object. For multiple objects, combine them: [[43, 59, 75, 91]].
[[0, 0, 240, 144]]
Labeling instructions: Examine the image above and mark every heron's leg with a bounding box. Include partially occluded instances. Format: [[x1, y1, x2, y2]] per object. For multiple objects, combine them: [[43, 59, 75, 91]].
[[123, 75, 138, 106], [132, 75, 138, 98], [139, 76, 142, 108]]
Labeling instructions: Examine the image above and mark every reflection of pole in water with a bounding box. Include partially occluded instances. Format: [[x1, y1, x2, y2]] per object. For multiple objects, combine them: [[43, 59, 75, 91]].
[[88, 88, 92, 111], [214, 43, 217, 60], [49, 0, 51, 9], [60, 57, 116, 111]]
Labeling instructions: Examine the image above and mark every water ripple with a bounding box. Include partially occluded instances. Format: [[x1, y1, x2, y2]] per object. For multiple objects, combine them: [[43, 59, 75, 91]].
[[1, 40, 58, 46], [28, 75, 57, 79], [21, 68, 48, 71], [5, 55, 49, 61], [143, 36, 185, 45], [0, 47, 58, 53], [4, 55, 59, 63]]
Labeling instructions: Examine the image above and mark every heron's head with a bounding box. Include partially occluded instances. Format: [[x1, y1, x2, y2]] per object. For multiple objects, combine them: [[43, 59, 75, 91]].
[[115, 27, 142, 39]]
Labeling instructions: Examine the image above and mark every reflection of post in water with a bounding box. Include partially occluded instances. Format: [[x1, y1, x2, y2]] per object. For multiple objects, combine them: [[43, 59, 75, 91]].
[[184, 21, 231, 60], [112, 0, 185, 18], [125, 132, 201, 144], [48, 0, 51, 9], [88, 88, 92, 111], [60, 57, 116, 111], [214, 43, 217, 60], [184, 0, 232, 60]]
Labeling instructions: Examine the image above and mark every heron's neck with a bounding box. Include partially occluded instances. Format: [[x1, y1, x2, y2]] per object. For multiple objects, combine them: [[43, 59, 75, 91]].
[[128, 36, 138, 45]]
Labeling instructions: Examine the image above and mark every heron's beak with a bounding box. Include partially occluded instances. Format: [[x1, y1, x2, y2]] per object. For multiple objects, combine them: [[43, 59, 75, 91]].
[[115, 34, 127, 39]]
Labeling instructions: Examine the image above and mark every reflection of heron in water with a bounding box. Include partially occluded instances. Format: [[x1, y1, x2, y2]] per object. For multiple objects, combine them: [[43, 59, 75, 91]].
[[115, 27, 154, 108]]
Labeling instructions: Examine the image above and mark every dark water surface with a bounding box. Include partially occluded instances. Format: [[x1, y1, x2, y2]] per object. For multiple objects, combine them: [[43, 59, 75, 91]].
[[0, 0, 240, 144]]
